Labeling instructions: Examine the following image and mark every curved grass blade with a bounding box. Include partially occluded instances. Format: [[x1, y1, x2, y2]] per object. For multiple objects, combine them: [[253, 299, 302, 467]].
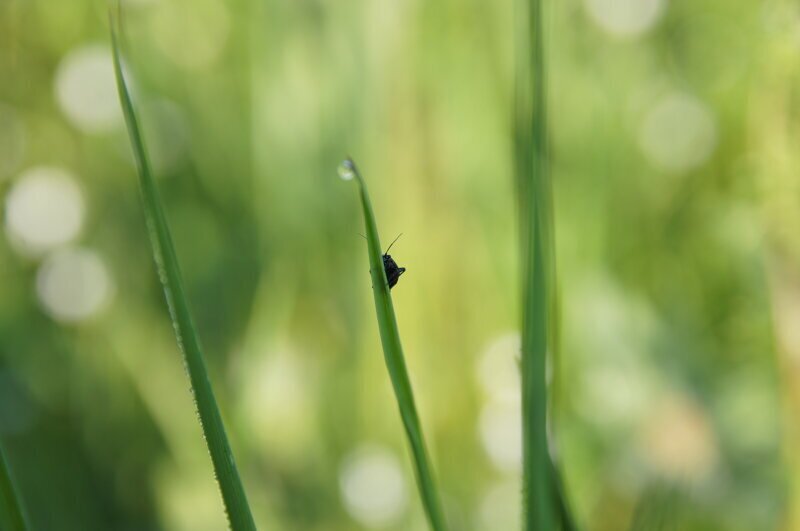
[[342, 158, 448, 531], [0, 442, 28, 531], [109, 12, 257, 531]]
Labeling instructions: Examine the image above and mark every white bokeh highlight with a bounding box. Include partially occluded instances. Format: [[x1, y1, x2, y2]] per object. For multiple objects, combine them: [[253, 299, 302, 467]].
[[568, 275, 661, 430], [639, 92, 717, 173], [479, 400, 522, 472], [475, 333, 523, 472], [584, 0, 665, 38], [477, 479, 522, 531], [475, 332, 521, 402], [339, 445, 408, 528], [36, 247, 113, 323], [5, 166, 85, 257], [240, 348, 315, 459], [55, 45, 122, 133]]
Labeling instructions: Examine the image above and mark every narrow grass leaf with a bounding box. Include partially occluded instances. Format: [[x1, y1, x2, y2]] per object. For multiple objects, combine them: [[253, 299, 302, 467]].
[[550, 456, 577, 531], [342, 158, 448, 531], [514, 0, 559, 528], [0, 442, 28, 531], [109, 12, 257, 531]]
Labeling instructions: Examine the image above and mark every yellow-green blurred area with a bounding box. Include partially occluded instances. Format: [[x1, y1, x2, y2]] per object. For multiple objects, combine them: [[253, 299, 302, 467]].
[[0, 0, 798, 529]]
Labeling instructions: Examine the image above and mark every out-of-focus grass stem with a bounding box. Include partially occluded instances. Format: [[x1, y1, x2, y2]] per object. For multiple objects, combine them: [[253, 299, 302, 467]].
[[514, 0, 560, 527]]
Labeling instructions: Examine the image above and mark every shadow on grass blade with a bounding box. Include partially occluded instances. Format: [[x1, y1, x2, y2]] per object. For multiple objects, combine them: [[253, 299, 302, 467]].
[[109, 9, 257, 531], [340, 158, 448, 531], [0, 442, 28, 531]]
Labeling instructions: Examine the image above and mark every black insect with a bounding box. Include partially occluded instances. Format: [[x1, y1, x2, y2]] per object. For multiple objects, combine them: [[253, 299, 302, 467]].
[[382, 238, 406, 291], [362, 233, 406, 289]]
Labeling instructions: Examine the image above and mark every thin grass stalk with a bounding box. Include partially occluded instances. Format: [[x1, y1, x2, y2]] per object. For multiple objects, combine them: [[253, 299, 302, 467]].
[[515, 0, 554, 527], [109, 11, 257, 531], [0, 442, 28, 531], [550, 457, 577, 531], [342, 158, 448, 531]]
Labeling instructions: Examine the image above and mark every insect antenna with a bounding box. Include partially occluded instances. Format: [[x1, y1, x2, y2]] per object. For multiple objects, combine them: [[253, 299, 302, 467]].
[[384, 233, 403, 254]]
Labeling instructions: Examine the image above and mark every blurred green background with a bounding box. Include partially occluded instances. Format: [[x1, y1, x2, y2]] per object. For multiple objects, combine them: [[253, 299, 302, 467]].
[[0, 0, 797, 529]]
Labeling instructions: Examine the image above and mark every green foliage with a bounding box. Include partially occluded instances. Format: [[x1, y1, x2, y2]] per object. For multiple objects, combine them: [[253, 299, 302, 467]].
[[515, 0, 556, 527], [343, 158, 448, 531], [0, 0, 786, 528], [109, 11, 256, 531], [0, 442, 28, 531]]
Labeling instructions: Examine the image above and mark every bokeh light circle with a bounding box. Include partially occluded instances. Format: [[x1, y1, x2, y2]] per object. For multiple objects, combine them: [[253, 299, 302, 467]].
[[475, 332, 521, 402], [478, 480, 521, 530], [584, 0, 665, 38], [55, 45, 122, 133], [339, 445, 408, 528], [5, 166, 85, 257], [639, 92, 717, 173], [240, 349, 315, 460], [36, 247, 114, 323], [479, 400, 522, 472]]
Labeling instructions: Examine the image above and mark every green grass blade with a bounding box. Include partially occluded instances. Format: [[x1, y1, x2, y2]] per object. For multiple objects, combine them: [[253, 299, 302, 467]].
[[342, 158, 448, 531], [520, 201, 551, 531], [514, 0, 556, 528], [550, 457, 577, 531], [109, 12, 257, 531], [0, 442, 28, 531]]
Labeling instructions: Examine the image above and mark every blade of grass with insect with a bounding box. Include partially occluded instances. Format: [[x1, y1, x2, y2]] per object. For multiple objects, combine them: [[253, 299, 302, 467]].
[[514, 0, 560, 528], [341, 158, 448, 531], [109, 11, 257, 531], [0, 442, 28, 531]]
